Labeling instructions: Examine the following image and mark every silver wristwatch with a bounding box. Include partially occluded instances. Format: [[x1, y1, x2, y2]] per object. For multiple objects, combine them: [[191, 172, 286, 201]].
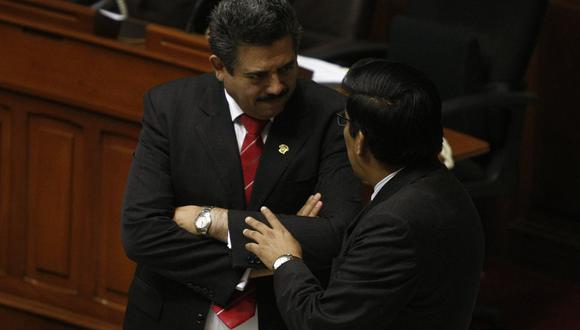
[[273, 253, 298, 270], [194, 206, 214, 236]]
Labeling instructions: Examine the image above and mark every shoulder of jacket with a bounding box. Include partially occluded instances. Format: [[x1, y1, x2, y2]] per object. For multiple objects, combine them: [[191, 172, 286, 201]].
[[147, 73, 218, 98]]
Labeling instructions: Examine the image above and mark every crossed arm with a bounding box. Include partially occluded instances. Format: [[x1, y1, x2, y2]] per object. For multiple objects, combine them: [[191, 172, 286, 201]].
[[173, 193, 322, 243], [172, 194, 321, 277]]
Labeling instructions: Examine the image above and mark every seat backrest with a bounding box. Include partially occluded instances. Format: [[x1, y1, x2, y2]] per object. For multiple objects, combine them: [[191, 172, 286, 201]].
[[404, 0, 548, 89], [386, 0, 546, 198], [185, 0, 220, 34], [124, 0, 219, 33], [387, 16, 486, 100], [293, 0, 376, 40]]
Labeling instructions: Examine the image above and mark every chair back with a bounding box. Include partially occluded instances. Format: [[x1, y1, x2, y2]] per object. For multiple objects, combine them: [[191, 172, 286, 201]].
[[293, 0, 376, 49], [387, 0, 547, 198], [405, 0, 547, 89]]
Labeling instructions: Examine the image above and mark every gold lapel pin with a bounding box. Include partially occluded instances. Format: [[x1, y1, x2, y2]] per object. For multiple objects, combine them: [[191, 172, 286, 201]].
[[278, 144, 289, 155]]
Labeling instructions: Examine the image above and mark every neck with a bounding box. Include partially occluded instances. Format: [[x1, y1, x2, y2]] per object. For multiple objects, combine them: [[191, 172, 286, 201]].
[[362, 158, 401, 188]]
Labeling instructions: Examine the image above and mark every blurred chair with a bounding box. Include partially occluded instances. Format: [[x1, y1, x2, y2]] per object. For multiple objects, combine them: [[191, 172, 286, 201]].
[[385, 15, 539, 200], [118, 0, 218, 33], [379, 2, 547, 329], [184, 0, 220, 34], [293, 0, 377, 66], [344, 0, 545, 201]]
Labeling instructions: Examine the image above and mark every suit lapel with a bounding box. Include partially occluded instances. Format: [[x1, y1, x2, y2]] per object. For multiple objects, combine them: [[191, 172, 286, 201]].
[[248, 89, 312, 209], [194, 83, 245, 209]]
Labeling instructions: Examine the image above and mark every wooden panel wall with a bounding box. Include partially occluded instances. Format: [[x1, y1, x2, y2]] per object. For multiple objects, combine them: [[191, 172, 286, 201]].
[[0, 103, 10, 276], [0, 91, 141, 327], [0, 1, 211, 327], [96, 134, 137, 308]]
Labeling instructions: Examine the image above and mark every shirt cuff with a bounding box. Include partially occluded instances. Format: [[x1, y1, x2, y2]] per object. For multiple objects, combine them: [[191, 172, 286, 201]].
[[235, 268, 251, 291]]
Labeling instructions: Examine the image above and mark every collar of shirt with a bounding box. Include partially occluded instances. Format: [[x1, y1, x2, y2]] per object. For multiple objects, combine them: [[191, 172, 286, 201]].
[[224, 89, 273, 151], [371, 168, 404, 201]]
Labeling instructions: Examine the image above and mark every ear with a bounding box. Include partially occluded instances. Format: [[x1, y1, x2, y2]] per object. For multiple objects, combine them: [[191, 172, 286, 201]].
[[355, 131, 366, 156], [209, 55, 226, 81]]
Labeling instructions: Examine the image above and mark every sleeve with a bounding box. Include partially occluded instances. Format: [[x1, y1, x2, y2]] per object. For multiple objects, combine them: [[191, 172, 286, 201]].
[[121, 90, 242, 306], [228, 111, 362, 272], [272, 214, 418, 330]]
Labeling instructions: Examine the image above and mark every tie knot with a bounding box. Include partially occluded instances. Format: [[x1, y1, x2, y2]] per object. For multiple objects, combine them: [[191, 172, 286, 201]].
[[240, 114, 268, 135]]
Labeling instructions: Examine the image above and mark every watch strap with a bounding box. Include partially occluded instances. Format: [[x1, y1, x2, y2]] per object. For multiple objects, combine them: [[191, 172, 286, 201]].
[[273, 253, 298, 270], [195, 206, 214, 235]]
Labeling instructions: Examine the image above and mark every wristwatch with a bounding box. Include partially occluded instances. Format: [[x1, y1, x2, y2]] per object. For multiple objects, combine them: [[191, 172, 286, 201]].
[[273, 253, 299, 270], [194, 206, 214, 236]]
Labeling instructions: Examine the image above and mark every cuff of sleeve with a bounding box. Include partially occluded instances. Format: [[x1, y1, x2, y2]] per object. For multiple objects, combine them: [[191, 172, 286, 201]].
[[229, 209, 263, 268], [235, 268, 252, 291]]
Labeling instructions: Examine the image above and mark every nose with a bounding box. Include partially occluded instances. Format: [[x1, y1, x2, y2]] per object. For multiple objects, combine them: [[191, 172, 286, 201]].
[[265, 73, 285, 95]]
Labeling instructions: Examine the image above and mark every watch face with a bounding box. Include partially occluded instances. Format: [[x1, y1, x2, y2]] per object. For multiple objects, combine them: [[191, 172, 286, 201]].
[[196, 215, 210, 228]]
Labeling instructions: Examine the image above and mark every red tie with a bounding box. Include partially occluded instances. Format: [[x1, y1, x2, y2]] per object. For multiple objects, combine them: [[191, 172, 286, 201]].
[[211, 114, 267, 328], [239, 114, 268, 205]]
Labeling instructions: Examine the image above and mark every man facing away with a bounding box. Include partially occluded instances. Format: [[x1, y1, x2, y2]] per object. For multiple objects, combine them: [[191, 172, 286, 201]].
[[243, 60, 485, 330], [121, 0, 361, 329]]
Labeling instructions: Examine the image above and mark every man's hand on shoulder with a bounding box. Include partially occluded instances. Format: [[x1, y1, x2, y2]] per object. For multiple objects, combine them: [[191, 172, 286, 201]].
[[173, 205, 229, 242]]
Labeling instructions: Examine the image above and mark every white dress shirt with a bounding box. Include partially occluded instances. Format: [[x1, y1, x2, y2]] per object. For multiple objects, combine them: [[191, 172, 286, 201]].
[[370, 168, 403, 201], [204, 90, 272, 330]]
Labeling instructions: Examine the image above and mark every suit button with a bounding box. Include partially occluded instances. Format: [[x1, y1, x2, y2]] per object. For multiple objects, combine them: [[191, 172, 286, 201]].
[[255, 259, 262, 264], [196, 313, 205, 320], [186, 283, 194, 288]]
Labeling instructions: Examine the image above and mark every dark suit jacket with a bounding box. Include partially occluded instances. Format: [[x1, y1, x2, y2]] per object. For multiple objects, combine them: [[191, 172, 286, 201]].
[[121, 73, 361, 329], [273, 162, 484, 330]]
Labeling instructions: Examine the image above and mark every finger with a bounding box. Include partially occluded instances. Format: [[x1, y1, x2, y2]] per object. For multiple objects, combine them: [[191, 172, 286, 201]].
[[299, 193, 321, 216], [296, 194, 315, 216], [245, 242, 259, 255], [313, 192, 322, 201], [308, 200, 323, 217], [260, 206, 284, 230], [242, 229, 263, 243], [245, 216, 271, 234]]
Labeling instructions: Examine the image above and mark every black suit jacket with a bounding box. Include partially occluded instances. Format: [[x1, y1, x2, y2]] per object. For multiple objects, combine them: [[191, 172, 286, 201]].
[[121, 74, 361, 329], [273, 163, 484, 330]]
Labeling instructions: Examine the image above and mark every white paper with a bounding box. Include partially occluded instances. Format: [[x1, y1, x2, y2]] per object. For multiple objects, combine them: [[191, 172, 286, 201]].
[[297, 55, 348, 84]]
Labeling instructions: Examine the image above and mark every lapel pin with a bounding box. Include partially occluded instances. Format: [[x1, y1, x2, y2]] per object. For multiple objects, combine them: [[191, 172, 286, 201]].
[[278, 144, 289, 155]]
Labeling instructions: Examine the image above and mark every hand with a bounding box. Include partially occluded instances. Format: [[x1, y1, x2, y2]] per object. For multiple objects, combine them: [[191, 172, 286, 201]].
[[173, 205, 229, 242], [244, 207, 302, 270], [297, 193, 323, 217]]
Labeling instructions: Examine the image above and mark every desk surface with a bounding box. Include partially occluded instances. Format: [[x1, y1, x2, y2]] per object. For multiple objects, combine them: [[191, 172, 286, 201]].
[[444, 128, 490, 161]]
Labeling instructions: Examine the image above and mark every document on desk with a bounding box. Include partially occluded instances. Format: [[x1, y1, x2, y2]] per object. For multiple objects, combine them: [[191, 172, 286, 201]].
[[297, 55, 349, 84]]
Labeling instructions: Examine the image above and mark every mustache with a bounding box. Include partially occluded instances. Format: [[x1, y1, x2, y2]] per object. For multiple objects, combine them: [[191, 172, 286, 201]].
[[257, 89, 290, 102]]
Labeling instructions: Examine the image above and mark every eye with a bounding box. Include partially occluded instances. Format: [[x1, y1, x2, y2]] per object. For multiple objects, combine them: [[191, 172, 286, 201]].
[[245, 72, 267, 82], [279, 63, 295, 74]]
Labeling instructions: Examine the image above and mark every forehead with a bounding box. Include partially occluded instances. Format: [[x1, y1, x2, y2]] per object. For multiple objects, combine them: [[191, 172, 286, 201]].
[[234, 36, 296, 73]]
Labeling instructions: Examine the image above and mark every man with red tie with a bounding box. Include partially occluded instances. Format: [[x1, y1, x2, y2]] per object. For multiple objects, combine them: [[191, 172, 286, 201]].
[[121, 0, 361, 329]]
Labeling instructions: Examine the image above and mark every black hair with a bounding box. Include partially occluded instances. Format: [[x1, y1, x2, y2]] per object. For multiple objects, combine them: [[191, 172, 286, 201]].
[[342, 59, 443, 167], [208, 0, 302, 73]]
